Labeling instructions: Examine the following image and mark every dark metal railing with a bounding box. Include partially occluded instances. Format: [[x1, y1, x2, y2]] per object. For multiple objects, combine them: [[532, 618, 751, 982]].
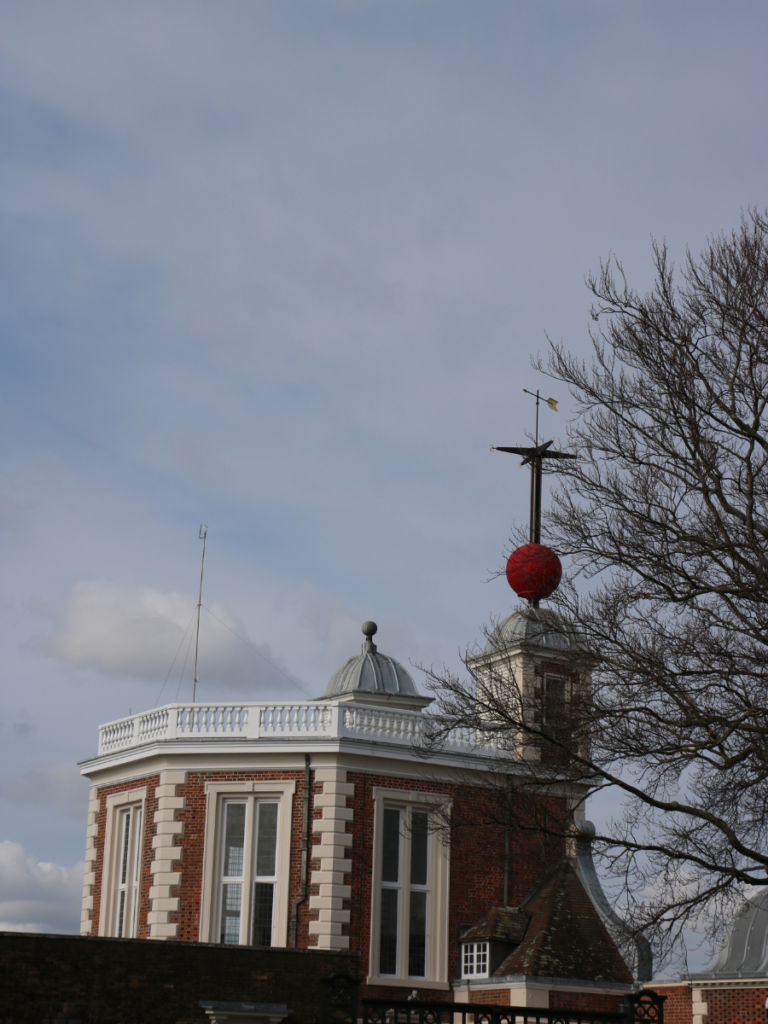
[[321, 972, 362, 1024], [361, 990, 664, 1024]]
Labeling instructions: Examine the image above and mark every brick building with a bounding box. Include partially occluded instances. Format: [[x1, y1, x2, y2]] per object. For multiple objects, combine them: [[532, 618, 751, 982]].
[[78, 612, 647, 1011], [648, 889, 768, 1024]]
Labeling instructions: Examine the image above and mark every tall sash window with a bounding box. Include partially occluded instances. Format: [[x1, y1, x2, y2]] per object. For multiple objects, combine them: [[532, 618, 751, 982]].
[[114, 805, 143, 938], [379, 806, 431, 979], [218, 798, 279, 946], [370, 788, 451, 989]]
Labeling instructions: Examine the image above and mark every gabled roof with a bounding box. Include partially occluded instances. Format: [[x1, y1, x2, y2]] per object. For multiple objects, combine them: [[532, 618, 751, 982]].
[[492, 860, 634, 984]]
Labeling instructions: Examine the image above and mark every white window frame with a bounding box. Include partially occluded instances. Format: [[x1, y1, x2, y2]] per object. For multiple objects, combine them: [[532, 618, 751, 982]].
[[462, 941, 489, 977], [368, 787, 451, 990], [199, 780, 295, 946], [99, 786, 147, 938]]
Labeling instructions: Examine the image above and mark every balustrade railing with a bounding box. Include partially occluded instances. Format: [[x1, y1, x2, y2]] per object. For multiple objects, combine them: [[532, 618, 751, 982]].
[[96, 700, 505, 758], [176, 704, 249, 735]]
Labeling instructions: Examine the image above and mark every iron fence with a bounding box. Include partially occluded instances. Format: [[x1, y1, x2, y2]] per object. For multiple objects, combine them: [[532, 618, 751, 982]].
[[361, 990, 664, 1024]]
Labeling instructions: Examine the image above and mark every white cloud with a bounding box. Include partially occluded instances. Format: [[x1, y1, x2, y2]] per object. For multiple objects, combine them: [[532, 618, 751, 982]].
[[51, 579, 199, 677], [0, 841, 83, 934], [42, 578, 436, 702], [47, 579, 309, 697], [0, 761, 89, 820]]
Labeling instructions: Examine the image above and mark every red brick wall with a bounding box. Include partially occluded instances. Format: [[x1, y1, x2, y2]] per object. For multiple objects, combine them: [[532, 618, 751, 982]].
[[705, 985, 768, 1024], [343, 770, 564, 988], [468, 989, 512, 1004], [173, 769, 306, 943], [646, 986, 689, 1024], [93, 769, 307, 942], [647, 984, 768, 1024], [549, 990, 623, 1013], [92, 763, 565, 978], [345, 770, 467, 981], [91, 774, 160, 938]]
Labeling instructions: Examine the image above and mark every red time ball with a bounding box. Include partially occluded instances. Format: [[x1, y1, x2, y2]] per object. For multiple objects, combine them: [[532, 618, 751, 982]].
[[505, 543, 562, 601]]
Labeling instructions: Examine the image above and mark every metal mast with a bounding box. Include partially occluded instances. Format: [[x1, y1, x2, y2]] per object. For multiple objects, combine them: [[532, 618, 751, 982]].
[[192, 525, 208, 703], [492, 392, 575, 545]]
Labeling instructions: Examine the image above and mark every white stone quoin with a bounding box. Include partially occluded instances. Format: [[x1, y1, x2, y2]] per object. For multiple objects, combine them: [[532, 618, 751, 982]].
[[80, 788, 100, 935], [309, 767, 354, 950], [148, 770, 187, 939]]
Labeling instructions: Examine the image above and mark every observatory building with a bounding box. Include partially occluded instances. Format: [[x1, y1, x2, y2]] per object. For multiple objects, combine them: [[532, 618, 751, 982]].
[[78, 614, 646, 1011]]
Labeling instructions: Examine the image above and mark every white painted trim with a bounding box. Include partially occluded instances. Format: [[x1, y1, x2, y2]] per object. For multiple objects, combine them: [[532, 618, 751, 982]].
[[454, 979, 634, 997], [371, 977, 451, 991], [98, 786, 147, 937], [367, 786, 451, 989], [198, 779, 296, 946], [650, 978, 768, 990]]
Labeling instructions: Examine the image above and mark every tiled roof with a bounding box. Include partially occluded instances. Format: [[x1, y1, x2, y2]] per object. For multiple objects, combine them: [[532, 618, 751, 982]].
[[461, 906, 528, 944], [493, 860, 634, 984]]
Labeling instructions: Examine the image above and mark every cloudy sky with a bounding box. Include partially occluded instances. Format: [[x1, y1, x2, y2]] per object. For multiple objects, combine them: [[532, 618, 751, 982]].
[[1, 1, 765, 940]]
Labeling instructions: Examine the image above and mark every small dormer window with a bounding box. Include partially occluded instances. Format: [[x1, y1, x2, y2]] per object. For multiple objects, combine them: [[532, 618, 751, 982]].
[[462, 941, 489, 977]]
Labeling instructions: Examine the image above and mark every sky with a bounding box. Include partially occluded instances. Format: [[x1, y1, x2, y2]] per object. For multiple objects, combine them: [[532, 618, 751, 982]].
[[1, 0, 766, 946]]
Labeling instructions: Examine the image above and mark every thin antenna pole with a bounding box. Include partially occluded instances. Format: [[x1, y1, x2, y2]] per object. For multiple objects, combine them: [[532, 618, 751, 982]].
[[535, 389, 540, 447], [192, 525, 208, 703]]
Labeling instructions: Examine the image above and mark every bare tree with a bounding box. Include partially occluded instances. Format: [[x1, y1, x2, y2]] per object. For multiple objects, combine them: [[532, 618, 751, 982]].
[[420, 209, 768, 971]]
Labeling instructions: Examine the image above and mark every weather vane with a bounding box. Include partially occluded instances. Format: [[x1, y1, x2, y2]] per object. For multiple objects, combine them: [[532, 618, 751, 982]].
[[491, 389, 576, 607]]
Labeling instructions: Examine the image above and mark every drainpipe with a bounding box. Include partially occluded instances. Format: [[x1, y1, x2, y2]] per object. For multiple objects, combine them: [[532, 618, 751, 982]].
[[290, 754, 312, 947], [502, 782, 511, 906]]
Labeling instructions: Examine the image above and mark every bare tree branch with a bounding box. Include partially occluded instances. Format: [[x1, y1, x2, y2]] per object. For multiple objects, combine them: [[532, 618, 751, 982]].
[[419, 210, 768, 972]]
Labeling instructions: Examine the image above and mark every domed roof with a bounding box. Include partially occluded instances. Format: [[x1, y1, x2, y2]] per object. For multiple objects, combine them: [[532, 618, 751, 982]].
[[320, 621, 422, 700], [691, 888, 768, 979], [483, 608, 576, 655]]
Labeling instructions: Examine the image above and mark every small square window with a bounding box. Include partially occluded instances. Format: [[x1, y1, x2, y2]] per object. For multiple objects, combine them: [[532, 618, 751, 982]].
[[462, 941, 489, 977]]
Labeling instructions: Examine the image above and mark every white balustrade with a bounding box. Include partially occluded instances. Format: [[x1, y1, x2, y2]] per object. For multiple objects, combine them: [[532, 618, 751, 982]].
[[176, 705, 250, 736], [96, 700, 502, 758], [258, 703, 334, 735]]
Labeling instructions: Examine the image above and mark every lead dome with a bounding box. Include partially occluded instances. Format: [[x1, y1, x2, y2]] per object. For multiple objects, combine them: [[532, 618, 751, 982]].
[[319, 621, 432, 711], [482, 608, 576, 655]]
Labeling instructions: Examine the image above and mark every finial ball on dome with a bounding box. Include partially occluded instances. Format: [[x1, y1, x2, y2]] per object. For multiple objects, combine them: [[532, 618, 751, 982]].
[[362, 620, 378, 638]]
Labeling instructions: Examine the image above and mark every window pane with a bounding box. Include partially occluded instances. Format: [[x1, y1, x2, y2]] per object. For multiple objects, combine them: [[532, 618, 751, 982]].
[[223, 802, 246, 877], [220, 882, 242, 943], [119, 810, 131, 885], [410, 812, 428, 886], [117, 889, 126, 939], [131, 808, 142, 938], [463, 943, 474, 976], [255, 802, 278, 878], [477, 942, 488, 975], [408, 891, 427, 977], [251, 881, 275, 946], [379, 888, 398, 975], [132, 808, 143, 875], [382, 808, 400, 883]]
